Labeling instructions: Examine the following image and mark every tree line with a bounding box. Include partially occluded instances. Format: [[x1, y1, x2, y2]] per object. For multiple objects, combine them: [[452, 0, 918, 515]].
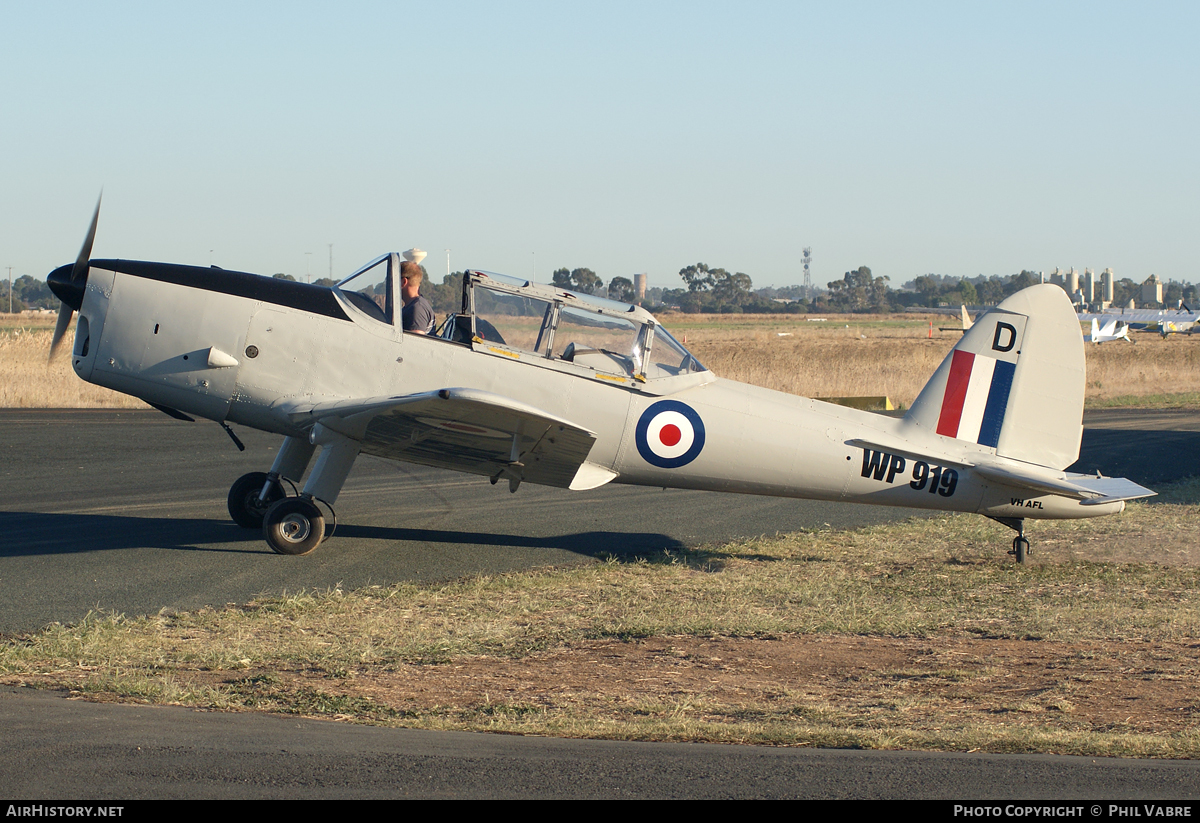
[[12, 261, 1195, 315]]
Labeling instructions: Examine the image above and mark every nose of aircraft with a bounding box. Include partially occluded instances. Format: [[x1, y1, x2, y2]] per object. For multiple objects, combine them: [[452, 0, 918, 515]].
[[47, 263, 85, 310], [48, 195, 101, 360]]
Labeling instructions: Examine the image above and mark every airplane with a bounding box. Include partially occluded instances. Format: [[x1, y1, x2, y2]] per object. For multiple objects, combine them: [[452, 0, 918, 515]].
[[1085, 317, 1132, 344], [1080, 302, 1200, 338], [1154, 318, 1200, 338], [938, 305, 974, 334], [47, 201, 1154, 564]]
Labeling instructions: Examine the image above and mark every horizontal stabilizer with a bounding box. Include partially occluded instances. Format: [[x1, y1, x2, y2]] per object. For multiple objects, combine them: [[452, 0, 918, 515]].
[[1073, 476, 1158, 505], [970, 462, 1157, 503]]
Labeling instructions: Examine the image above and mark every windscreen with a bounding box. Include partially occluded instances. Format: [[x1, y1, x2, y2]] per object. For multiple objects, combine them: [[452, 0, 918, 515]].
[[336, 256, 391, 323]]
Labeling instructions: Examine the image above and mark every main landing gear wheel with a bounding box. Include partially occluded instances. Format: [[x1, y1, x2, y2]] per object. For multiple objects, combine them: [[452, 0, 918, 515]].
[[263, 497, 325, 556], [1010, 536, 1030, 565], [227, 472, 285, 529]]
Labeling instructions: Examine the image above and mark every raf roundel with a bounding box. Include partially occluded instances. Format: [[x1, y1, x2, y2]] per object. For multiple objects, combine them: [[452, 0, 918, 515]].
[[635, 400, 706, 469]]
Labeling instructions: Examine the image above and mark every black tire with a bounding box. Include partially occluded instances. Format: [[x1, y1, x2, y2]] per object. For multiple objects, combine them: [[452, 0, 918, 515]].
[[227, 472, 284, 530], [263, 497, 325, 556], [1012, 536, 1029, 565]]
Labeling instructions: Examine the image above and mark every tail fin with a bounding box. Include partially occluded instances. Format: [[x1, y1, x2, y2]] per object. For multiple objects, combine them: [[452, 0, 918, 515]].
[[961, 305, 973, 331], [905, 284, 1084, 470]]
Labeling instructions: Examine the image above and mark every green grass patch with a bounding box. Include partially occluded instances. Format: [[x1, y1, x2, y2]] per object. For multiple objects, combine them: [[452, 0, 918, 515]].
[[1085, 392, 1200, 409]]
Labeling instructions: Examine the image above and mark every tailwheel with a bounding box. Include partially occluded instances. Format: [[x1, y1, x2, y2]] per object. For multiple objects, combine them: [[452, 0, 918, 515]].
[[1010, 536, 1030, 565], [988, 516, 1031, 564], [227, 472, 284, 529], [263, 497, 325, 556]]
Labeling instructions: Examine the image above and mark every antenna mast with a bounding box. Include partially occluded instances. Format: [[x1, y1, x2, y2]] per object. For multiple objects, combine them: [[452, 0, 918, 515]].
[[802, 246, 812, 301]]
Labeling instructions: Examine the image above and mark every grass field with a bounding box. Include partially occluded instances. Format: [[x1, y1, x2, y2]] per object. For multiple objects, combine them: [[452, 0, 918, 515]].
[[6, 311, 1200, 409]]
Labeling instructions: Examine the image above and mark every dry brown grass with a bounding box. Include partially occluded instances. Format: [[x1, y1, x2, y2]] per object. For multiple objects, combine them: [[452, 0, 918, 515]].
[[667, 313, 1200, 406], [0, 319, 146, 409], [3, 311, 1197, 408]]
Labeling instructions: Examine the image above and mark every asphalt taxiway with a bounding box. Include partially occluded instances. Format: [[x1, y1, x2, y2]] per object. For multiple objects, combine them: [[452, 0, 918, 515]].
[[3, 686, 1199, 799]]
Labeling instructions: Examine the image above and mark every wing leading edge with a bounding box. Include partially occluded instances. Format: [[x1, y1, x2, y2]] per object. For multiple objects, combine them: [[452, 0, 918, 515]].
[[285, 388, 616, 491]]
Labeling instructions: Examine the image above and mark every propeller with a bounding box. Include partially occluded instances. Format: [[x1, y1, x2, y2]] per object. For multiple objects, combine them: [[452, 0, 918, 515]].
[[48, 195, 101, 361]]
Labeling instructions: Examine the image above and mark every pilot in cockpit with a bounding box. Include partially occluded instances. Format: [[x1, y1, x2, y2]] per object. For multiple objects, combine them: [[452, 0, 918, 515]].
[[400, 261, 435, 334]]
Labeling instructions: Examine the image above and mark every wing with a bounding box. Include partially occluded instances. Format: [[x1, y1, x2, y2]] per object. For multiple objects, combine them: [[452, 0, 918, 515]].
[[286, 388, 616, 491]]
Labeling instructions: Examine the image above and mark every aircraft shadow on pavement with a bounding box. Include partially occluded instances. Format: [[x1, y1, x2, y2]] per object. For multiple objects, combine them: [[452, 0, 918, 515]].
[[3, 511, 688, 559], [332, 524, 688, 558], [3, 512, 260, 557]]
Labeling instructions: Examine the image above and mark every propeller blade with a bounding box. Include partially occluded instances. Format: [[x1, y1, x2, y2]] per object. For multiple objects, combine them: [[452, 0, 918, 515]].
[[48, 303, 74, 361], [71, 194, 101, 283], [49, 193, 101, 360]]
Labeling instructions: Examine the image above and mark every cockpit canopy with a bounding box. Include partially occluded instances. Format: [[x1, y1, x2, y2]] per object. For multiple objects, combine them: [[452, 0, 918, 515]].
[[334, 257, 705, 383], [445, 270, 705, 381]]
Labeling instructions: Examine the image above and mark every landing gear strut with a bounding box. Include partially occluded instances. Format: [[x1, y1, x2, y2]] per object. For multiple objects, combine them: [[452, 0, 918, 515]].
[[227, 435, 317, 530], [989, 517, 1030, 564], [232, 428, 359, 556]]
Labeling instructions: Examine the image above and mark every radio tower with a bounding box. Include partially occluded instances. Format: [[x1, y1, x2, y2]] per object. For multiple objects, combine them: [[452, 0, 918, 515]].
[[802, 247, 813, 301]]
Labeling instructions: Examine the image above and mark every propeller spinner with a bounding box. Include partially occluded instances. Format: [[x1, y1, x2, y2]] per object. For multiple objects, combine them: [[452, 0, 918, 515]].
[[47, 195, 101, 360]]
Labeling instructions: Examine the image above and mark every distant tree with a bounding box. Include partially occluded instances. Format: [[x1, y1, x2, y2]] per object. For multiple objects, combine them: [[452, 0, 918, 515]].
[[608, 276, 634, 303], [15, 275, 54, 309], [569, 268, 602, 295], [679, 263, 715, 292], [272, 273, 296, 281], [826, 266, 890, 312], [551, 267, 601, 294], [552, 268, 573, 289], [1010, 270, 1038, 292], [1, 281, 25, 312], [711, 270, 753, 303], [958, 279, 978, 305], [912, 275, 942, 306], [677, 291, 708, 313], [977, 277, 1005, 305], [427, 271, 466, 314]]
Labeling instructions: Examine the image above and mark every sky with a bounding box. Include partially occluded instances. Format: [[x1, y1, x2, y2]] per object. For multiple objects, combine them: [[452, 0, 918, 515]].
[[2, 1, 1197, 291]]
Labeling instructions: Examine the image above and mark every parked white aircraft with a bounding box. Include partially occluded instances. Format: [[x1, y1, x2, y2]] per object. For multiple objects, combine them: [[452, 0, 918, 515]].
[[1080, 303, 1200, 338], [47, 201, 1153, 562], [938, 305, 975, 334], [1085, 317, 1132, 344]]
